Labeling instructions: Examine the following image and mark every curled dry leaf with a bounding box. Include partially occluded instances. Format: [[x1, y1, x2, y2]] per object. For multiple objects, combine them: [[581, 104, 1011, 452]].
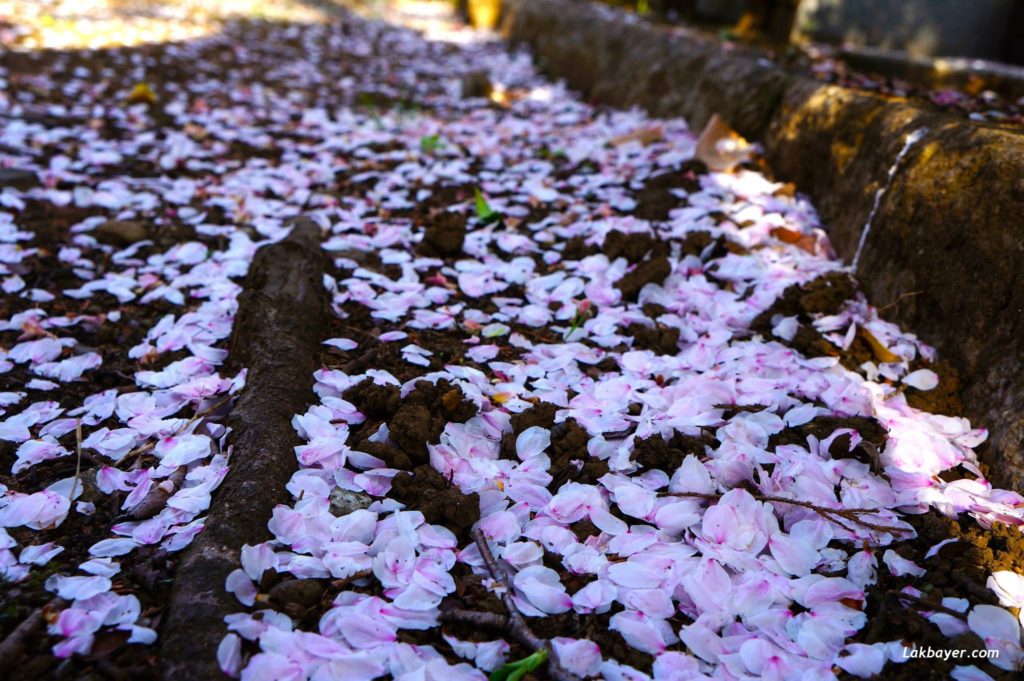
[[610, 124, 665, 147], [769, 226, 819, 254], [859, 326, 903, 364], [695, 113, 755, 172]]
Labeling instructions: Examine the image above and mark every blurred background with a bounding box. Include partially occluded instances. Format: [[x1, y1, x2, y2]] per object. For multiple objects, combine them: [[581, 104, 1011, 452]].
[[590, 0, 1024, 64], [2, 0, 1022, 118], [3, 1, 1021, 64]]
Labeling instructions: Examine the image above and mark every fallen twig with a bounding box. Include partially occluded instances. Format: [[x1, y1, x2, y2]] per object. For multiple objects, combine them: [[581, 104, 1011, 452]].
[[471, 528, 581, 681], [70, 419, 83, 499], [329, 568, 373, 591], [120, 393, 234, 467], [891, 590, 968, 620], [439, 607, 509, 631], [342, 347, 379, 374], [130, 466, 187, 520], [664, 491, 910, 536], [878, 290, 923, 313]]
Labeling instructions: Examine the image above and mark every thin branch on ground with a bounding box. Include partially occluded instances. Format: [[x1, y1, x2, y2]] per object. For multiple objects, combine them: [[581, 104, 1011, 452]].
[[664, 491, 910, 536], [120, 394, 234, 465], [329, 568, 373, 591], [890, 590, 968, 620], [70, 419, 83, 500], [439, 607, 509, 631], [879, 290, 923, 312], [130, 465, 187, 520], [470, 528, 581, 681]]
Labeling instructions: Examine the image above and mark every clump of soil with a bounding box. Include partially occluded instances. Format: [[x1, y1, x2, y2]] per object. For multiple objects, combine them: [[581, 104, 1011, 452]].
[[343, 379, 401, 420], [617, 256, 672, 301], [548, 440, 609, 492], [632, 431, 714, 473], [341, 379, 477, 471], [679, 229, 714, 258], [750, 271, 859, 362], [495, 403, 607, 490], [387, 379, 477, 465], [390, 464, 480, 539], [500, 401, 560, 459], [681, 229, 749, 261], [755, 271, 856, 323], [602, 230, 668, 263], [846, 510, 1024, 680], [633, 161, 705, 221], [627, 322, 680, 355], [770, 414, 887, 470], [904, 359, 963, 417], [562, 235, 598, 261], [416, 211, 467, 258], [460, 70, 492, 99], [353, 439, 415, 471]]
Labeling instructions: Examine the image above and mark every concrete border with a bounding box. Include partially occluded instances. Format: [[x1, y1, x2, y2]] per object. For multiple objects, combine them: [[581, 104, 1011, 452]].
[[837, 45, 1024, 102], [502, 0, 1024, 489]]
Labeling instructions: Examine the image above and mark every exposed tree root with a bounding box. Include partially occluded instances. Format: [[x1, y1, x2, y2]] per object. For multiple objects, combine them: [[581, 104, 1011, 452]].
[[0, 600, 62, 674], [159, 219, 330, 680]]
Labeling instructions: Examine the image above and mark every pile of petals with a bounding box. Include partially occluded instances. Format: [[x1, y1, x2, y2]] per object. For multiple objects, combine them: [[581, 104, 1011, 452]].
[[206, 11, 1021, 681], [0, 5, 339, 663], [0, 193, 257, 653]]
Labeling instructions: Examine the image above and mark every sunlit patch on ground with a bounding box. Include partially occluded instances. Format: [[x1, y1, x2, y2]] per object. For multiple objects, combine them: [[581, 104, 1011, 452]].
[[0, 0, 330, 50]]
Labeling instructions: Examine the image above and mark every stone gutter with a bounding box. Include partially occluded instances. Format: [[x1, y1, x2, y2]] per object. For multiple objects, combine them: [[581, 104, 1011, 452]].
[[502, 0, 1024, 490], [837, 45, 1024, 102]]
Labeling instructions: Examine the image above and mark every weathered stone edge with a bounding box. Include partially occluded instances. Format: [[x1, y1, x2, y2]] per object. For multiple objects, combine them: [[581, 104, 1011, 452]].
[[502, 0, 1024, 489]]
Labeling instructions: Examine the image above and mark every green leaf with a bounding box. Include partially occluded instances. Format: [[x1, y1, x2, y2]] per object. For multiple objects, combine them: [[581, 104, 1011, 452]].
[[420, 134, 443, 153], [474, 187, 499, 223], [489, 648, 548, 681]]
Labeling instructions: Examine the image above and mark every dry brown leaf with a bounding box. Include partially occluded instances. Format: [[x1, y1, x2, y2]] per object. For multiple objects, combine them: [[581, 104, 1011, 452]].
[[695, 114, 754, 173], [125, 81, 157, 106], [769, 226, 818, 254], [611, 125, 665, 147], [964, 74, 986, 97], [488, 86, 527, 108], [859, 327, 901, 363], [773, 182, 797, 198]]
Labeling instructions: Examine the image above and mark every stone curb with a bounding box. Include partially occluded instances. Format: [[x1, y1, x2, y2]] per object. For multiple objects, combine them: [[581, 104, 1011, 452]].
[[503, 0, 1024, 489]]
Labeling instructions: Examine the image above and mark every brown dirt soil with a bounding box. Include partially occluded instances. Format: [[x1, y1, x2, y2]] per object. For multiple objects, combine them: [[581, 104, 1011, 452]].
[[632, 160, 705, 221], [748, 271, 885, 370], [752, 270, 856, 325], [416, 211, 468, 258], [843, 509, 1024, 680], [904, 359, 963, 417], [387, 379, 478, 465], [626, 322, 681, 354], [562, 234, 599, 261], [617, 256, 672, 301], [632, 431, 716, 473], [344, 379, 403, 421], [602, 230, 669, 263], [390, 465, 481, 540]]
